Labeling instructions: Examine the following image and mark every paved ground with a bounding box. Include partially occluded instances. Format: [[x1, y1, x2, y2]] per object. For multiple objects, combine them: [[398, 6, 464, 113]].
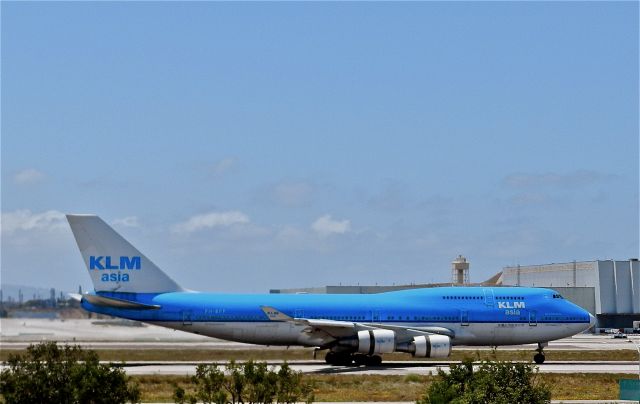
[[0, 318, 211, 343], [115, 360, 640, 376], [0, 357, 636, 376]]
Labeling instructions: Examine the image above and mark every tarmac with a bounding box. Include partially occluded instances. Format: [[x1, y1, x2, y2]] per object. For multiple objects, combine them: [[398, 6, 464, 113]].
[[114, 359, 640, 376]]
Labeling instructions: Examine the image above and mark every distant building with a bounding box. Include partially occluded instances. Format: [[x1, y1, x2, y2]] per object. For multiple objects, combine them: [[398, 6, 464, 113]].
[[502, 259, 640, 331], [271, 255, 497, 294], [270, 283, 452, 295], [451, 255, 470, 285], [50, 288, 57, 307]]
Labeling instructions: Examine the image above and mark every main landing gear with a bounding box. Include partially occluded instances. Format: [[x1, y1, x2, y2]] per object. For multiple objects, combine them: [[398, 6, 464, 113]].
[[325, 351, 382, 367], [534, 342, 547, 364]]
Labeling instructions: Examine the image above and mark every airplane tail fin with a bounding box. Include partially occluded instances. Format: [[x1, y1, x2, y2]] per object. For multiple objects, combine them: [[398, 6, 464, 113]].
[[66, 214, 183, 293]]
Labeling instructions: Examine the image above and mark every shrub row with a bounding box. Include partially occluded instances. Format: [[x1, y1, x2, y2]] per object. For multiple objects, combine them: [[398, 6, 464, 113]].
[[174, 361, 314, 404]]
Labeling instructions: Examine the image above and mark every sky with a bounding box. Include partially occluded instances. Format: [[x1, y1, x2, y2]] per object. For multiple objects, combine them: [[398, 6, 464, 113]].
[[1, 2, 638, 294]]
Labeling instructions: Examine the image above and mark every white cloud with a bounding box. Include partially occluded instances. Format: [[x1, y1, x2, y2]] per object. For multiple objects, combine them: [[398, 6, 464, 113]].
[[311, 214, 351, 237], [113, 216, 140, 228], [172, 211, 250, 233], [1, 209, 66, 234], [14, 168, 45, 185]]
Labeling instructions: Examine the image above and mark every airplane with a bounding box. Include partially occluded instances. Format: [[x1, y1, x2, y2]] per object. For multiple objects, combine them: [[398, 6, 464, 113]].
[[66, 214, 595, 366]]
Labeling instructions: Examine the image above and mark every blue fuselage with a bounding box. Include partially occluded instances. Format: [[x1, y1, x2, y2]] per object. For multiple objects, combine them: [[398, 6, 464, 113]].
[[82, 286, 593, 347]]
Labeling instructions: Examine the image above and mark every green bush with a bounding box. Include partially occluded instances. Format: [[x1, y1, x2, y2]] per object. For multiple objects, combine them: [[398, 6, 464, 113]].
[[172, 381, 200, 404], [418, 358, 551, 404], [179, 360, 313, 404], [0, 341, 140, 404], [192, 363, 228, 404], [275, 361, 313, 404]]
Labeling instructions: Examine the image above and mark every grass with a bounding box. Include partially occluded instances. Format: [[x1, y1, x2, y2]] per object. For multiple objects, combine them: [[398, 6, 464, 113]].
[[1, 348, 636, 362], [541, 373, 628, 401], [132, 374, 438, 402], [131, 373, 628, 402]]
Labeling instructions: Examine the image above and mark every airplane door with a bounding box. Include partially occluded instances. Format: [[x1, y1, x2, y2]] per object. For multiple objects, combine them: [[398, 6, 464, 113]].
[[460, 310, 469, 326], [182, 310, 192, 326], [483, 288, 495, 307], [529, 310, 537, 326]]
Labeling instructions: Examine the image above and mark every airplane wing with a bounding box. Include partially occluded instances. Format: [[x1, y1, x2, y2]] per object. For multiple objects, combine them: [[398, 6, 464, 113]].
[[261, 306, 357, 338], [260, 306, 454, 343]]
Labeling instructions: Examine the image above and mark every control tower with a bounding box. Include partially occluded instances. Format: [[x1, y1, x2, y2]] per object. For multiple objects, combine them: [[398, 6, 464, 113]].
[[451, 255, 470, 285]]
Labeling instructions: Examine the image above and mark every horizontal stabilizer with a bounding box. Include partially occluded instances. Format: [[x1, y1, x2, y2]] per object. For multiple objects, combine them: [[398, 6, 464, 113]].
[[67, 293, 82, 302], [83, 294, 161, 310]]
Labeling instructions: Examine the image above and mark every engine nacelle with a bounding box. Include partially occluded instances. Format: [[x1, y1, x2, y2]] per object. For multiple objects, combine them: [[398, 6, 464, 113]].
[[357, 329, 395, 354], [412, 335, 451, 358]]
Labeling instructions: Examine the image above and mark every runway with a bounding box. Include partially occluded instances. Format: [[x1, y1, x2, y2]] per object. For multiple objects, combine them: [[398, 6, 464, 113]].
[[116, 360, 640, 376], [0, 358, 634, 376]]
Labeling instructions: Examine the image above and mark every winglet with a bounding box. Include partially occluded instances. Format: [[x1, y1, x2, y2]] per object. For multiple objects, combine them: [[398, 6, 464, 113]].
[[260, 306, 293, 321]]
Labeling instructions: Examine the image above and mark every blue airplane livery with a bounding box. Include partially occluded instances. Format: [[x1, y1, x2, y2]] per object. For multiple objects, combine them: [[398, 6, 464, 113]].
[[89, 256, 141, 271], [67, 214, 595, 366]]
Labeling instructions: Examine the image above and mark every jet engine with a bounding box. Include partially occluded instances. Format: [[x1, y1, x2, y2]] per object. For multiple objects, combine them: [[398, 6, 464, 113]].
[[357, 330, 396, 354], [410, 335, 451, 358], [351, 330, 451, 358]]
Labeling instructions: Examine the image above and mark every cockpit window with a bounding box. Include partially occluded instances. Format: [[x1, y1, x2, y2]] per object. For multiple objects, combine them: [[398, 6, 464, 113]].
[[552, 294, 564, 299]]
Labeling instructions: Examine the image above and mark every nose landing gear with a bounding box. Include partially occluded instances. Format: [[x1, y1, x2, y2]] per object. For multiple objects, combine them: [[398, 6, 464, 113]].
[[534, 342, 547, 364]]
